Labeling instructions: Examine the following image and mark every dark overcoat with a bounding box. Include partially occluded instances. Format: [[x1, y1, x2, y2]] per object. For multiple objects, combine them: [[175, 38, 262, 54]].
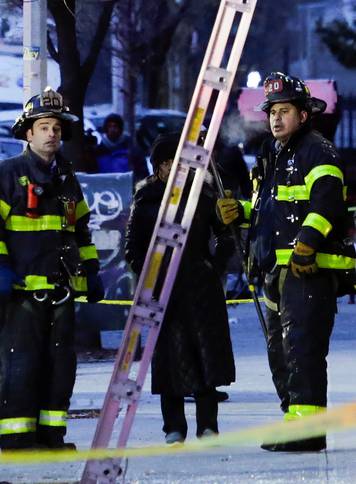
[[125, 175, 236, 396]]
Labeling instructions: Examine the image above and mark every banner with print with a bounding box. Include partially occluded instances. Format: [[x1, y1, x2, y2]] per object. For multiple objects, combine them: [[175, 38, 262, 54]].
[[75, 172, 134, 347]]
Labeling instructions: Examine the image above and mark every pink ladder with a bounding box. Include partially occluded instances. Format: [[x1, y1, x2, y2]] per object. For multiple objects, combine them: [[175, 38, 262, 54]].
[[80, 1, 258, 482]]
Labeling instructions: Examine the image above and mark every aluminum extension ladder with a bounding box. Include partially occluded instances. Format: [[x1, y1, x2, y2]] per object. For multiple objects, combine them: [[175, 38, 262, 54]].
[[81, 1, 257, 482]]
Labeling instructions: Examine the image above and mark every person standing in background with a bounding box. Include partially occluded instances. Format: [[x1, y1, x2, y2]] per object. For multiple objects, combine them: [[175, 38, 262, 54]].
[[125, 133, 235, 445]]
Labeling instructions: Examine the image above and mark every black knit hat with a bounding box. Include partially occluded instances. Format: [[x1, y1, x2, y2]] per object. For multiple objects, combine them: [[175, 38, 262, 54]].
[[150, 132, 181, 174], [103, 113, 124, 133]]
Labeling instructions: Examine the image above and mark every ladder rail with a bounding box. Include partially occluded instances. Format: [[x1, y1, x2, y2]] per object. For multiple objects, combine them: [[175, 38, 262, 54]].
[[81, 1, 258, 482]]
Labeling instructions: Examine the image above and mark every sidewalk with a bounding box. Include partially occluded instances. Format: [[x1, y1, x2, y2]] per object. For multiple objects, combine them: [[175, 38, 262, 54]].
[[0, 299, 355, 483]]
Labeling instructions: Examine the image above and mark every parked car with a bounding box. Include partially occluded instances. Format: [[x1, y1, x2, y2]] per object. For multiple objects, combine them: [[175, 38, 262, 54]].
[[135, 109, 186, 155], [0, 137, 23, 161], [85, 105, 187, 154], [0, 108, 22, 136], [0, 102, 22, 111]]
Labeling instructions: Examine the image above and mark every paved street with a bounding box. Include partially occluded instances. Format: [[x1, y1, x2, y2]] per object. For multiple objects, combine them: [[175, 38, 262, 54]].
[[0, 299, 355, 483]]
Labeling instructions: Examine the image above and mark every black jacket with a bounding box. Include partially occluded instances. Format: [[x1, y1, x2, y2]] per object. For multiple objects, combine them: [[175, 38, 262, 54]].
[[125, 175, 235, 396], [246, 127, 355, 279], [0, 146, 99, 293]]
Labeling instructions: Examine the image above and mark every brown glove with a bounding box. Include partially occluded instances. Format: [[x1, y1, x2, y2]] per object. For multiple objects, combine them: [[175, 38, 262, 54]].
[[290, 241, 318, 278], [216, 191, 239, 225]]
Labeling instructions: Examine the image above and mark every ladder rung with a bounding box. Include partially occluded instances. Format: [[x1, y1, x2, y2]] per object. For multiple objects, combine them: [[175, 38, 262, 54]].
[[203, 66, 232, 91], [132, 315, 159, 327], [157, 223, 186, 247], [132, 303, 164, 325], [180, 143, 210, 169], [111, 378, 141, 401], [226, 0, 252, 13], [87, 459, 119, 482]]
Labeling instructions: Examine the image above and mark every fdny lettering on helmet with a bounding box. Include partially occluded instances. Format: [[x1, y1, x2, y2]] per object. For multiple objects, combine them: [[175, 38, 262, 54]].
[[264, 79, 283, 95], [41, 89, 63, 109]]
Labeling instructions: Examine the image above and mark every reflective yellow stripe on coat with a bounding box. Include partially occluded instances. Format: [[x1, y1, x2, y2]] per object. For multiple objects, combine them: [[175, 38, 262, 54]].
[[79, 245, 98, 261], [6, 215, 75, 232], [276, 249, 355, 269]]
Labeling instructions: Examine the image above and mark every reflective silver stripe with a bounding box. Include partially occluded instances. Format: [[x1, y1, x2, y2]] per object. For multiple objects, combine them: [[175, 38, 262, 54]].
[[39, 409, 67, 427], [0, 417, 36, 434], [264, 295, 278, 312]]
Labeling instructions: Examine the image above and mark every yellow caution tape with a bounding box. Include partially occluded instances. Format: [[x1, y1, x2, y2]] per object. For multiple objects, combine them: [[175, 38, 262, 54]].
[[1, 402, 356, 465], [75, 297, 264, 306]]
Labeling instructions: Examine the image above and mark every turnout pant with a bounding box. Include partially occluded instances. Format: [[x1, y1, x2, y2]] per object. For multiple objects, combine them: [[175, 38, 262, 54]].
[[263, 267, 337, 409], [0, 293, 76, 449]]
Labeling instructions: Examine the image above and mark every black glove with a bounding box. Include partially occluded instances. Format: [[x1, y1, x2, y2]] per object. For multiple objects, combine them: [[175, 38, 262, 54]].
[[0, 265, 24, 301], [86, 273, 105, 303]]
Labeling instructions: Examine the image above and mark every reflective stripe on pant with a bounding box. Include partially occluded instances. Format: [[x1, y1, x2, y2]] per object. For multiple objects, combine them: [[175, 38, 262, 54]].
[[0, 417, 36, 434], [0, 293, 76, 444], [39, 409, 67, 427]]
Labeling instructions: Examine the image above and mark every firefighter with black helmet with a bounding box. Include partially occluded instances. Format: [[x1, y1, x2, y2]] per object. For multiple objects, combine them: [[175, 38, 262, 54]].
[[217, 72, 355, 451], [0, 87, 104, 451]]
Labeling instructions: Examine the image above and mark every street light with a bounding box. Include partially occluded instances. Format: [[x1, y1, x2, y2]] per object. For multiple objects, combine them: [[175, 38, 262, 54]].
[[247, 70, 261, 88]]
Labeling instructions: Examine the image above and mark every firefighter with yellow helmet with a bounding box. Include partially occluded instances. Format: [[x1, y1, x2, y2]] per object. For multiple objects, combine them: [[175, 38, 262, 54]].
[[0, 87, 104, 450], [218, 72, 355, 451]]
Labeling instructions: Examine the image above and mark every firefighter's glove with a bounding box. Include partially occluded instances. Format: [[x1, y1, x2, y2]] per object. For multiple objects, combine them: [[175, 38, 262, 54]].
[[290, 241, 318, 278], [0, 265, 24, 300], [216, 191, 239, 225], [86, 273, 105, 303]]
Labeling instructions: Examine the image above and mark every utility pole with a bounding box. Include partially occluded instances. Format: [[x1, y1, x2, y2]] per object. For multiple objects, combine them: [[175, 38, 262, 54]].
[[23, 0, 47, 106], [111, 8, 124, 115]]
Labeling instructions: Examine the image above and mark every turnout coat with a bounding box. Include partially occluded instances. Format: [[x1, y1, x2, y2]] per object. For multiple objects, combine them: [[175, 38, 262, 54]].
[[245, 126, 356, 284], [125, 175, 235, 396], [0, 146, 99, 293]]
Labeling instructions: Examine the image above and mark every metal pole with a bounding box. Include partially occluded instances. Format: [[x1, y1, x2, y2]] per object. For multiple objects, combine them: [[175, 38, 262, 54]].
[[210, 157, 268, 341], [23, 0, 47, 106]]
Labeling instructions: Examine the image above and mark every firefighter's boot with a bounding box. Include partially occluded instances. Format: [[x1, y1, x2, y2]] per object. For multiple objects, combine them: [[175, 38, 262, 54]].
[[261, 404, 327, 452]]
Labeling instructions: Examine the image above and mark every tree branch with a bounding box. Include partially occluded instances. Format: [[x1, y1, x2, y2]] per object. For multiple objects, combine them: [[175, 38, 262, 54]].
[[47, 30, 59, 64], [81, 1, 116, 89]]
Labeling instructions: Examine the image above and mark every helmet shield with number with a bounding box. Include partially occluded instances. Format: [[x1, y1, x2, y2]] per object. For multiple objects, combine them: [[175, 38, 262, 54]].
[[259, 72, 327, 115], [12, 87, 79, 141]]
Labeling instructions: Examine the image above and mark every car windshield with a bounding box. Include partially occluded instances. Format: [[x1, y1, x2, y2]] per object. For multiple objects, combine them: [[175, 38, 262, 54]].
[[136, 114, 186, 152], [0, 139, 23, 160], [0, 102, 22, 111]]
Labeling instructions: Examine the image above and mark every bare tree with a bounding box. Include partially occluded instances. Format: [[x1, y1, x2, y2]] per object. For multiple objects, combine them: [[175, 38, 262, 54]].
[[317, 17, 356, 69], [6, 0, 115, 169], [109, 0, 194, 141]]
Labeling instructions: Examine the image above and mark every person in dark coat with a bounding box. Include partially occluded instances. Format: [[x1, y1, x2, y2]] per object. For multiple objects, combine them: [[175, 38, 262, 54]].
[[125, 133, 235, 445], [94, 113, 148, 185], [217, 72, 356, 452], [0, 87, 103, 451]]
